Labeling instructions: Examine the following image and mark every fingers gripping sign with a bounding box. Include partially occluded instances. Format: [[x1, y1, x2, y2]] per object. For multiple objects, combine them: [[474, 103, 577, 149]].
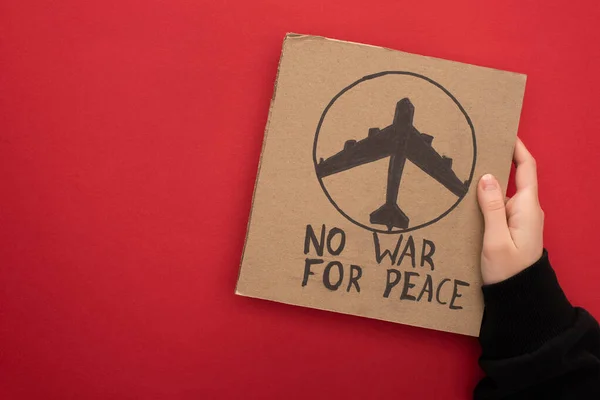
[[477, 138, 544, 285]]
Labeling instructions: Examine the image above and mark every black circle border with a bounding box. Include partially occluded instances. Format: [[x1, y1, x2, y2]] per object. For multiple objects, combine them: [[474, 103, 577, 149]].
[[312, 71, 478, 234]]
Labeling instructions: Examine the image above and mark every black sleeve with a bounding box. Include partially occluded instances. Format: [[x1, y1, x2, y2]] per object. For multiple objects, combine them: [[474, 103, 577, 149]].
[[474, 250, 600, 399]]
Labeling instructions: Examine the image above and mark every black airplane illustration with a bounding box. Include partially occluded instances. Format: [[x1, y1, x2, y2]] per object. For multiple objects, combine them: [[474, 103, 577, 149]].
[[316, 98, 468, 231]]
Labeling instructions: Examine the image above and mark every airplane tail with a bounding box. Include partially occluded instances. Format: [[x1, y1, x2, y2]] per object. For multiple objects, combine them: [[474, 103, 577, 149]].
[[370, 202, 409, 231]]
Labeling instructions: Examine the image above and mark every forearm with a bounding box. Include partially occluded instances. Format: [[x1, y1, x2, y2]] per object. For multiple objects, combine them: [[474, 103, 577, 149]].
[[474, 251, 600, 399]]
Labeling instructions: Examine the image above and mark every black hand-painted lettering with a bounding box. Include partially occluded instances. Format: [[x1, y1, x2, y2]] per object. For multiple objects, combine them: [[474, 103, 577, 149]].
[[326, 227, 346, 256], [400, 271, 418, 301], [372, 232, 403, 264], [397, 235, 416, 268], [323, 261, 344, 291], [302, 258, 323, 286], [416, 273, 434, 302], [383, 269, 401, 298], [449, 280, 470, 310], [346, 265, 362, 293], [304, 224, 325, 256], [420, 239, 435, 271], [435, 278, 451, 305]]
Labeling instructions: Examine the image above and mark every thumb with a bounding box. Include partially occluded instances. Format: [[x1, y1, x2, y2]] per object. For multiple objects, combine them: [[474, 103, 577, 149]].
[[477, 174, 511, 247]]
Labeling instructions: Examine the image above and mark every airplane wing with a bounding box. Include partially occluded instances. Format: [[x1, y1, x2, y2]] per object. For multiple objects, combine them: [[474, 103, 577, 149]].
[[406, 127, 468, 197], [316, 126, 395, 178]]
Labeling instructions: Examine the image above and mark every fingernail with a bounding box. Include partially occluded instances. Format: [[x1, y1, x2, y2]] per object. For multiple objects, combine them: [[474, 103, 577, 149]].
[[482, 174, 497, 191]]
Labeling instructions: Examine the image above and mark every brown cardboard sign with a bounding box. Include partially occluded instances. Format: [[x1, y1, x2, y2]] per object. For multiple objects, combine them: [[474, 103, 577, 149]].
[[236, 33, 526, 336]]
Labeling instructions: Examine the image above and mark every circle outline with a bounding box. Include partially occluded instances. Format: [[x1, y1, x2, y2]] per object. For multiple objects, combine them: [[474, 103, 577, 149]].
[[312, 71, 477, 234]]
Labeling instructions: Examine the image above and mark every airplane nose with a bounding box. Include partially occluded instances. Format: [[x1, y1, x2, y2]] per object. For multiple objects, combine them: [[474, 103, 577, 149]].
[[393, 98, 415, 126]]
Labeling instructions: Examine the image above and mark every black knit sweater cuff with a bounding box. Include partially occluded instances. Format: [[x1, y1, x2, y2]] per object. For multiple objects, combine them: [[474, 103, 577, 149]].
[[479, 250, 576, 359]]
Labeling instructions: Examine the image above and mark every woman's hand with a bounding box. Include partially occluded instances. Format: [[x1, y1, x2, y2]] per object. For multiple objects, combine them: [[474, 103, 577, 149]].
[[476, 137, 544, 285]]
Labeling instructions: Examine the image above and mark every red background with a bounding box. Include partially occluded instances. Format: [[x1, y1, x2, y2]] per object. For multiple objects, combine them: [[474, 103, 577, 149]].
[[1, 1, 599, 399]]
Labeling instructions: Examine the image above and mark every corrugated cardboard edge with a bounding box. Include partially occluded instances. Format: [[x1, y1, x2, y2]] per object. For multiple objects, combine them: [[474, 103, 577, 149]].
[[235, 33, 292, 296], [282, 33, 527, 77], [500, 75, 528, 196]]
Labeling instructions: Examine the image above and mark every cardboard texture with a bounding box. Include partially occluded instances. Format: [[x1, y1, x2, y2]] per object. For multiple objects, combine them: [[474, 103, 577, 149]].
[[236, 33, 526, 336]]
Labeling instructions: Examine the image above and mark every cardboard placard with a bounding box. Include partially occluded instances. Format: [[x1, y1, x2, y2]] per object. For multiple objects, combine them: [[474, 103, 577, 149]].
[[236, 33, 526, 336]]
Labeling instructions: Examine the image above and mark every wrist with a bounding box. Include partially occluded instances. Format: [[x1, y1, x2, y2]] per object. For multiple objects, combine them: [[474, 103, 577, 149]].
[[479, 250, 576, 359]]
